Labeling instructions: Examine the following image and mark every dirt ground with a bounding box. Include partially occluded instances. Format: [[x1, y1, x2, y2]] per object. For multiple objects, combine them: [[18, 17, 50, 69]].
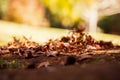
[[0, 50, 120, 80]]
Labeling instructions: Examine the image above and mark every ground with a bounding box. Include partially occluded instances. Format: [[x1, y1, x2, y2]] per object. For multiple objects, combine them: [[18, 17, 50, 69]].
[[0, 51, 120, 80]]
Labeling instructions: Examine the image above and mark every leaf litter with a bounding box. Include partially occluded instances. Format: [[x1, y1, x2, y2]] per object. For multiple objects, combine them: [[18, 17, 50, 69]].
[[0, 28, 120, 68]]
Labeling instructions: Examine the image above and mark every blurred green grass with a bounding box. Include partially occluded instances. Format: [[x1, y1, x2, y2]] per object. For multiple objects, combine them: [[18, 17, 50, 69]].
[[0, 20, 68, 45], [0, 20, 120, 46]]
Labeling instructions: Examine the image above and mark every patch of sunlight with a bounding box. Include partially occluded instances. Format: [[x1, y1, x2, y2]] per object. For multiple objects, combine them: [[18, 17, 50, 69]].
[[0, 20, 68, 45], [90, 32, 120, 45]]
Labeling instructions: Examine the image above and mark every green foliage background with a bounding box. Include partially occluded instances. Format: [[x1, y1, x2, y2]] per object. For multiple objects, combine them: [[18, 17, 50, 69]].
[[40, 0, 82, 28], [0, 0, 8, 18], [0, 0, 120, 34]]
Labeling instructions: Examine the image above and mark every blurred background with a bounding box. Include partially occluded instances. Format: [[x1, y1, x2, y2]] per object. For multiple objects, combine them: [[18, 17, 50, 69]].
[[0, 0, 120, 45]]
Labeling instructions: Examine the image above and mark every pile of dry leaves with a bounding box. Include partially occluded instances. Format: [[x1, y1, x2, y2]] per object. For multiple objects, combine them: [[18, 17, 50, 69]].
[[0, 29, 117, 58]]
